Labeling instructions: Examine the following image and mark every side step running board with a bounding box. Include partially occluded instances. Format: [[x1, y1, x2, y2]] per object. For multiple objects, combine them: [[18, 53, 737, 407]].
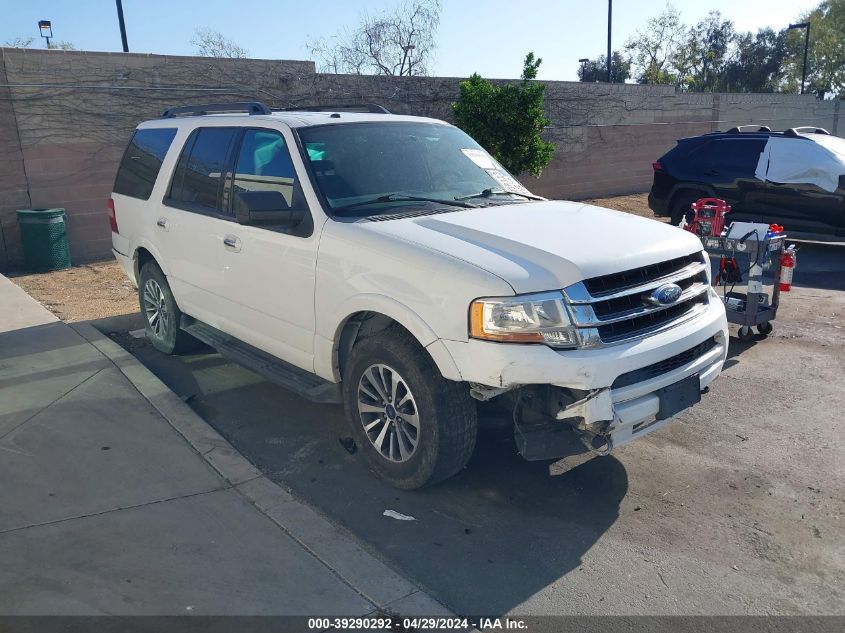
[[181, 318, 343, 404]]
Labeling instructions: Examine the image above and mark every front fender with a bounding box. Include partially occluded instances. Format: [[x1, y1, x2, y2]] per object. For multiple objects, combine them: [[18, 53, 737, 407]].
[[313, 293, 462, 383]]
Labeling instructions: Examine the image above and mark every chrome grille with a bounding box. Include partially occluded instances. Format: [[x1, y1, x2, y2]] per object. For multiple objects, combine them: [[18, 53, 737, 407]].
[[563, 252, 710, 346]]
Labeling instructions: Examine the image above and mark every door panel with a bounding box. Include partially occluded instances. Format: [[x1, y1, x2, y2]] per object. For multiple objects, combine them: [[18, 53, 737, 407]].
[[215, 127, 319, 372], [157, 127, 239, 321]]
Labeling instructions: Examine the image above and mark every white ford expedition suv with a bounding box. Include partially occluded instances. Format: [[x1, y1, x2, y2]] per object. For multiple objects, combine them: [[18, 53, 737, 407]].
[[110, 101, 728, 489]]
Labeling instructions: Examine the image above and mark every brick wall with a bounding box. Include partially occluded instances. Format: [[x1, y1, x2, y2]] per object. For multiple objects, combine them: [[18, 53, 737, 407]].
[[0, 47, 842, 271]]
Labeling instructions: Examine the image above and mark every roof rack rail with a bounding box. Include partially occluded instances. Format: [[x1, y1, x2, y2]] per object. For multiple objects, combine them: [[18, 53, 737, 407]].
[[280, 103, 391, 114], [725, 125, 772, 133], [161, 102, 271, 118], [784, 126, 830, 137]]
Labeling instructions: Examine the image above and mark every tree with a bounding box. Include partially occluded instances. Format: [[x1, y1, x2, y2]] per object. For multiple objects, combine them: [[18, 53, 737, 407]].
[[720, 28, 787, 93], [191, 28, 248, 58], [4, 37, 34, 48], [451, 53, 555, 177], [675, 11, 736, 91], [577, 51, 631, 83], [784, 0, 845, 98], [49, 41, 76, 51], [625, 4, 685, 85], [307, 0, 441, 76]]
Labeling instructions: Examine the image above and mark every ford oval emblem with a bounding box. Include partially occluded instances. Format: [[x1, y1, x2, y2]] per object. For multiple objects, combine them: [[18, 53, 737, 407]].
[[648, 283, 683, 306]]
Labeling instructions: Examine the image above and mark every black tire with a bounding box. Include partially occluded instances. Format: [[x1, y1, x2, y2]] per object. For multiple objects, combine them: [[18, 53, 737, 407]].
[[137, 261, 199, 355], [737, 325, 755, 342], [757, 322, 773, 336], [669, 192, 704, 226], [342, 327, 477, 490]]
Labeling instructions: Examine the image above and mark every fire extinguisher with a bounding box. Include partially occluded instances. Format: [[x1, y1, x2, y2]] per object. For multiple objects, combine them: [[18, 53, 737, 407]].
[[779, 245, 796, 292]]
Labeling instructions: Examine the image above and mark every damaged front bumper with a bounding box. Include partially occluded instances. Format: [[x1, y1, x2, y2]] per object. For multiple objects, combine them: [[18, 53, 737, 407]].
[[456, 302, 729, 462]]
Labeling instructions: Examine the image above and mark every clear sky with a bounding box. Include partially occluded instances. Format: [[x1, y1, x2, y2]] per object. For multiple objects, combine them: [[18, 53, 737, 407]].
[[1, 0, 818, 81]]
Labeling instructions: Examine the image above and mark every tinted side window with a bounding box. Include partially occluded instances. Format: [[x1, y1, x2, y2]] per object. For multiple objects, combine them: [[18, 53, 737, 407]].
[[689, 139, 766, 173], [113, 128, 177, 199], [169, 127, 237, 212], [233, 129, 304, 208]]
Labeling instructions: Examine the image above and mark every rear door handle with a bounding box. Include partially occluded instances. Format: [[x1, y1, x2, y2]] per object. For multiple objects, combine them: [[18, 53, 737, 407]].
[[223, 235, 242, 252], [156, 218, 169, 230], [705, 169, 721, 176]]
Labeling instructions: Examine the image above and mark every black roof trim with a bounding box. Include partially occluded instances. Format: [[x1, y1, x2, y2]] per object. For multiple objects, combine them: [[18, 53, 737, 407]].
[[160, 102, 271, 118]]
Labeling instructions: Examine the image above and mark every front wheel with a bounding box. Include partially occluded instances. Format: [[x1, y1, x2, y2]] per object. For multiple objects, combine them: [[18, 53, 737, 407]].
[[342, 328, 478, 490]]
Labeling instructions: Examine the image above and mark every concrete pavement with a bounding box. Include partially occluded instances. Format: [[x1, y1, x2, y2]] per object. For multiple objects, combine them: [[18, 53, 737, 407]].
[[0, 274, 448, 616]]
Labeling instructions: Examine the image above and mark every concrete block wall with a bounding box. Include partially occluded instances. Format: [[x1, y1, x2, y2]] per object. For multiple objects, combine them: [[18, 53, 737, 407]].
[[0, 47, 841, 270]]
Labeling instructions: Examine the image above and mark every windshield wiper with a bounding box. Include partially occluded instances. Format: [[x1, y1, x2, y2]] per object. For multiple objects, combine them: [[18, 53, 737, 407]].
[[332, 193, 476, 215], [455, 188, 544, 201]]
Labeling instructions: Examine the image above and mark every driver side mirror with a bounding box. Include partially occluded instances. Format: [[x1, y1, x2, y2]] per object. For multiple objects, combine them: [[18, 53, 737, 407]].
[[234, 190, 306, 227]]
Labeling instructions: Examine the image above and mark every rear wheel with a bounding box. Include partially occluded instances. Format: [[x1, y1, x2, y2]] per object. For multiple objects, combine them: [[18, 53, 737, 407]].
[[342, 328, 477, 490], [138, 261, 199, 355]]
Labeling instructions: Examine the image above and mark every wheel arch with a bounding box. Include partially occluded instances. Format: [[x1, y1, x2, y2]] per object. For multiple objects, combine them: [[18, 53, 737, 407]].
[[323, 298, 462, 384], [132, 240, 170, 282]]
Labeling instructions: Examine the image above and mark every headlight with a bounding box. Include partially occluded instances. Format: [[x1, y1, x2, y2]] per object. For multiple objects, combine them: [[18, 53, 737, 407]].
[[469, 291, 578, 348]]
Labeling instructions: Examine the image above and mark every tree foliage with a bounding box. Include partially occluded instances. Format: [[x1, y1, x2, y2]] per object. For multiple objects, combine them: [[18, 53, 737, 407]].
[[452, 53, 555, 177], [625, 5, 685, 85], [784, 0, 845, 98], [308, 0, 440, 76], [578, 51, 631, 83], [190, 28, 248, 58], [624, 1, 844, 97]]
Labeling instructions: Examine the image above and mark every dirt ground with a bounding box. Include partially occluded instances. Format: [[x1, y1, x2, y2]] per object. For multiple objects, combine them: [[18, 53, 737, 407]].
[[6, 194, 657, 323], [8, 260, 138, 322]]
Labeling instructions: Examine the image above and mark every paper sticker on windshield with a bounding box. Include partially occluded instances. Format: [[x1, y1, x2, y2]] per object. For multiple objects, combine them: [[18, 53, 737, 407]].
[[486, 169, 533, 197], [461, 148, 497, 170]]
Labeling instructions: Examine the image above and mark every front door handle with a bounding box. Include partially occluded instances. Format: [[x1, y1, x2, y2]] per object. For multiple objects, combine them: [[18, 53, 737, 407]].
[[156, 218, 169, 230], [223, 235, 242, 252]]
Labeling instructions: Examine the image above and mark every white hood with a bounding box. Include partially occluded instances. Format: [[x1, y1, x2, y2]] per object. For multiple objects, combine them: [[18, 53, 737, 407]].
[[362, 200, 704, 294]]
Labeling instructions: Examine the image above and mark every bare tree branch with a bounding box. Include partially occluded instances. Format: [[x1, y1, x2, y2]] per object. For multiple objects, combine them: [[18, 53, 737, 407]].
[[307, 0, 440, 76], [190, 28, 248, 58]]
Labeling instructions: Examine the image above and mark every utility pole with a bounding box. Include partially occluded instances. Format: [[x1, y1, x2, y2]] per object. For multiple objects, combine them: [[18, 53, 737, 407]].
[[788, 22, 810, 95], [115, 0, 129, 52], [606, 0, 612, 83]]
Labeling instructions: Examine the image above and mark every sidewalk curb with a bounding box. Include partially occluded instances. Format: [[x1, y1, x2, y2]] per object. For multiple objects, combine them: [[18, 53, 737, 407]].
[[69, 321, 452, 617]]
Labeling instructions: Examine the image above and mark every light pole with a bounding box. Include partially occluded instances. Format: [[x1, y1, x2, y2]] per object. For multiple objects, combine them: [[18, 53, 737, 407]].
[[115, 0, 129, 52], [788, 22, 810, 95], [578, 58, 589, 80], [38, 20, 53, 49], [607, 0, 612, 83]]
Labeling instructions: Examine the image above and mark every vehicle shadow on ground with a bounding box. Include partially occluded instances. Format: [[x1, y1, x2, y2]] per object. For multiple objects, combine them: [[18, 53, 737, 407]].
[[103, 317, 627, 616]]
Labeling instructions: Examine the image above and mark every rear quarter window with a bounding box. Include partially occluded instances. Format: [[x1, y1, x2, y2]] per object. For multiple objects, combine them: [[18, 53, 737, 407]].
[[113, 128, 178, 200]]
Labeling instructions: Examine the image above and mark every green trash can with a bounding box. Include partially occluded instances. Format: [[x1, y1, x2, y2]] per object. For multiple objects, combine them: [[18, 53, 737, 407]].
[[16, 208, 72, 272]]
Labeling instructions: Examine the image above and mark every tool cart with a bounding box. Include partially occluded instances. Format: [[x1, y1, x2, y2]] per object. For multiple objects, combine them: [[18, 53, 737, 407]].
[[684, 198, 794, 342]]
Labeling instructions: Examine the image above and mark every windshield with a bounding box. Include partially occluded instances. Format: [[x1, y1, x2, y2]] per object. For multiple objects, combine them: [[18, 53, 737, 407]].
[[296, 122, 537, 216]]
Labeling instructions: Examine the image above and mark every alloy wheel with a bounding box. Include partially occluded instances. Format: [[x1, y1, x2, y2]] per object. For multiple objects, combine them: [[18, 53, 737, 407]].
[[143, 278, 169, 339], [357, 364, 420, 462]]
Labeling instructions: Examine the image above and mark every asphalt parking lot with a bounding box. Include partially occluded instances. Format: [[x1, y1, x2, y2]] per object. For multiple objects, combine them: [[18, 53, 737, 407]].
[[104, 242, 844, 616]]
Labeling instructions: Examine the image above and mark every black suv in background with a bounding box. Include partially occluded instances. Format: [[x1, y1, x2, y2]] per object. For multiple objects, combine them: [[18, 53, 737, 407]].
[[648, 126, 845, 238]]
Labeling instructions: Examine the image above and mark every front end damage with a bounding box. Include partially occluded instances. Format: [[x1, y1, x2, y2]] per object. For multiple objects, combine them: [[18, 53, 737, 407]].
[[471, 381, 699, 466], [472, 384, 618, 463]]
